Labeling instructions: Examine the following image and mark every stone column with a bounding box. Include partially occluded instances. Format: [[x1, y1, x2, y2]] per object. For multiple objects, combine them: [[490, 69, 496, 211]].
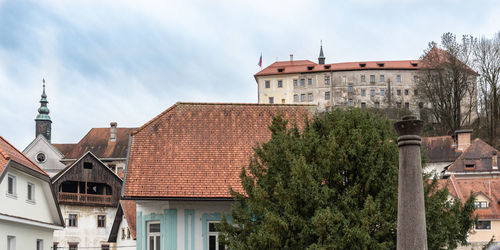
[[394, 116, 427, 250]]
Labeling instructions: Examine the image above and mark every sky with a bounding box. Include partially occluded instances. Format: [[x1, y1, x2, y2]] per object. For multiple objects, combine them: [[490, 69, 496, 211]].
[[1, 0, 499, 149]]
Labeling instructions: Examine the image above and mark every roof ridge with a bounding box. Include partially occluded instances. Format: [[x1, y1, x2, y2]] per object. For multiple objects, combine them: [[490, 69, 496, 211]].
[[0, 136, 48, 176], [0, 137, 10, 160], [132, 103, 179, 135]]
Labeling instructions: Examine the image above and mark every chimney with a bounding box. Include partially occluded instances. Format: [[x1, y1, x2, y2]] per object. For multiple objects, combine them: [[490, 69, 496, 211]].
[[290, 54, 293, 61], [110, 122, 117, 142], [455, 129, 472, 151], [493, 151, 498, 170]]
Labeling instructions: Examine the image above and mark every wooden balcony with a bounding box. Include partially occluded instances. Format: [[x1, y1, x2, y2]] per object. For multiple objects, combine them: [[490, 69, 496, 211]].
[[58, 192, 113, 206]]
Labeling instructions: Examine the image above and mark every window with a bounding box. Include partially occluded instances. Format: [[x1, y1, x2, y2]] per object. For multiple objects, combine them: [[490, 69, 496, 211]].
[[370, 89, 375, 96], [68, 214, 78, 227], [361, 75, 366, 83], [343, 76, 347, 84], [53, 243, 58, 250], [396, 102, 402, 109], [380, 89, 385, 96], [325, 91, 330, 100], [69, 243, 78, 250], [375, 102, 380, 108], [27, 183, 35, 202], [148, 222, 161, 250], [293, 79, 298, 87], [101, 245, 109, 250], [36, 152, 46, 163], [325, 76, 330, 85], [361, 102, 366, 108], [396, 74, 401, 83], [268, 97, 274, 104], [300, 94, 305, 102], [8, 236, 15, 250], [307, 93, 313, 102], [476, 220, 491, 230], [300, 79, 305, 87], [348, 99, 353, 106], [405, 102, 409, 109], [418, 102, 424, 109], [7, 174, 16, 196], [308, 78, 312, 85], [97, 215, 105, 228], [370, 75, 375, 83], [413, 75, 418, 83], [208, 222, 225, 250], [277, 80, 283, 88], [475, 201, 488, 209], [348, 85, 353, 92], [404, 89, 409, 96], [37, 239, 43, 250], [293, 94, 299, 102], [121, 228, 125, 240], [465, 164, 475, 169], [83, 162, 93, 169], [380, 75, 385, 82], [281, 99, 285, 104], [397, 89, 401, 96], [127, 228, 131, 239], [361, 89, 366, 96], [265, 80, 270, 88]]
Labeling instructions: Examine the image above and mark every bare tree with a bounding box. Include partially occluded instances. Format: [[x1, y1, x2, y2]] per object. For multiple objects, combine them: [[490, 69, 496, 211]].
[[473, 32, 500, 144], [416, 32, 477, 134]]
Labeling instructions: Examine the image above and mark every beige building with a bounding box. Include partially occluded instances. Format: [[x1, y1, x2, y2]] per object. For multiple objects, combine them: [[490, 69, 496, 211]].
[[255, 46, 422, 112]]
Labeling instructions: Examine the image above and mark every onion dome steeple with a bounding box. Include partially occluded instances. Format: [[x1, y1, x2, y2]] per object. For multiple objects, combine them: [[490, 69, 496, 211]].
[[35, 79, 52, 142], [318, 40, 326, 65]]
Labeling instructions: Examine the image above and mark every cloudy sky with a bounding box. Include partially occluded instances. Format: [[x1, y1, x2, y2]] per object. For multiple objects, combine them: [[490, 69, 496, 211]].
[[1, 0, 499, 149]]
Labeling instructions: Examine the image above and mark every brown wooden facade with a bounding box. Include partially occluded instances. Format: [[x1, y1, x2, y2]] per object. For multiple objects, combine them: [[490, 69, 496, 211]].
[[52, 152, 122, 207]]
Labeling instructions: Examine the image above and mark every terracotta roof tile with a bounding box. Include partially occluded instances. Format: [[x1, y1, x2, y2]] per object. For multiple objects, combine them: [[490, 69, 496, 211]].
[[120, 200, 136, 239], [0, 136, 48, 176], [255, 59, 421, 76], [447, 178, 500, 219], [52, 143, 76, 158], [62, 128, 135, 159], [124, 103, 314, 198], [447, 139, 499, 172]]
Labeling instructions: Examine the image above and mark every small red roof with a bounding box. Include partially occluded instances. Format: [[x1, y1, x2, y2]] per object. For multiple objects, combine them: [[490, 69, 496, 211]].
[[0, 136, 48, 176], [255, 59, 421, 76], [447, 177, 500, 219], [123, 103, 314, 199]]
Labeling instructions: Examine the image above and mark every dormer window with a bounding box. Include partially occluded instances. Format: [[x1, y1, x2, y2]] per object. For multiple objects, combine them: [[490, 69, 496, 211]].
[[324, 65, 331, 69], [474, 201, 488, 209], [277, 68, 284, 73], [377, 63, 385, 67], [307, 66, 314, 70], [359, 63, 366, 67], [411, 62, 418, 67]]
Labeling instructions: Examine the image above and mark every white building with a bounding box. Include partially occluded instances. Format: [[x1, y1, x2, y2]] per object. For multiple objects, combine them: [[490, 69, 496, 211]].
[[0, 136, 64, 250]]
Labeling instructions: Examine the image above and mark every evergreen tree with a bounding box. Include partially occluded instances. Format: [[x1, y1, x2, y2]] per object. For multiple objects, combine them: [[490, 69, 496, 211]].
[[220, 108, 475, 250]]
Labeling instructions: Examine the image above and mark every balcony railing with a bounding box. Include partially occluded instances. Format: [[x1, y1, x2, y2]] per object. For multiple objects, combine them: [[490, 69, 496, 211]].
[[58, 192, 113, 205]]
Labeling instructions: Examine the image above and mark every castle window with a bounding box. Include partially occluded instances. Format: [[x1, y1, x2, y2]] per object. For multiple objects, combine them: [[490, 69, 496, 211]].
[[370, 75, 375, 83], [405, 102, 409, 109], [308, 93, 313, 102], [397, 89, 401, 96], [265, 80, 270, 88], [404, 89, 409, 96], [325, 76, 330, 85], [294, 94, 299, 102], [375, 102, 380, 108], [325, 91, 330, 100], [300, 94, 305, 102], [380, 75, 385, 82], [361, 102, 366, 109], [361, 75, 366, 83], [361, 89, 366, 96], [293, 79, 298, 87], [370, 89, 375, 96], [396, 75, 401, 83], [348, 85, 353, 92], [268, 97, 274, 104], [277, 80, 283, 88], [308, 78, 312, 85], [300, 79, 305, 87]]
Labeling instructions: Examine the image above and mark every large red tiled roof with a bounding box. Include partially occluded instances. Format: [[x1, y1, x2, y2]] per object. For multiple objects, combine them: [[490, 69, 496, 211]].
[[57, 128, 135, 159], [447, 139, 499, 173], [255, 59, 421, 76], [0, 136, 48, 176], [121, 200, 136, 239], [123, 103, 314, 199], [447, 176, 500, 219], [422, 136, 461, 163]]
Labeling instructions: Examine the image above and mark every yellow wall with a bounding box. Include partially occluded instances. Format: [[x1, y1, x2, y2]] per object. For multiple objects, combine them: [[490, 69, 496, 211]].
[[257, 74, 299, 104]]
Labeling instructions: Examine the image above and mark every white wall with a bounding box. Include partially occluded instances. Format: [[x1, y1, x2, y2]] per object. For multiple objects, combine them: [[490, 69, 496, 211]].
[[114, 214, 136, 249], [54, 204, 117, 249], [0, 220, 54, 250], [23, 136, 66, 177], [0, 168, 56, 224]]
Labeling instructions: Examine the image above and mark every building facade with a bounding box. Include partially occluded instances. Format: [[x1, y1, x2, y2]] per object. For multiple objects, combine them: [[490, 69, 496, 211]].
[[255, 48, 422, 112], [0, 136, 64, 250]]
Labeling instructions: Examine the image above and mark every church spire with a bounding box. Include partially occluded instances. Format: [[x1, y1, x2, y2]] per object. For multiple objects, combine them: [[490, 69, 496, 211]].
[[318, 40, 325, 65], [35, 78, 52, 142]]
